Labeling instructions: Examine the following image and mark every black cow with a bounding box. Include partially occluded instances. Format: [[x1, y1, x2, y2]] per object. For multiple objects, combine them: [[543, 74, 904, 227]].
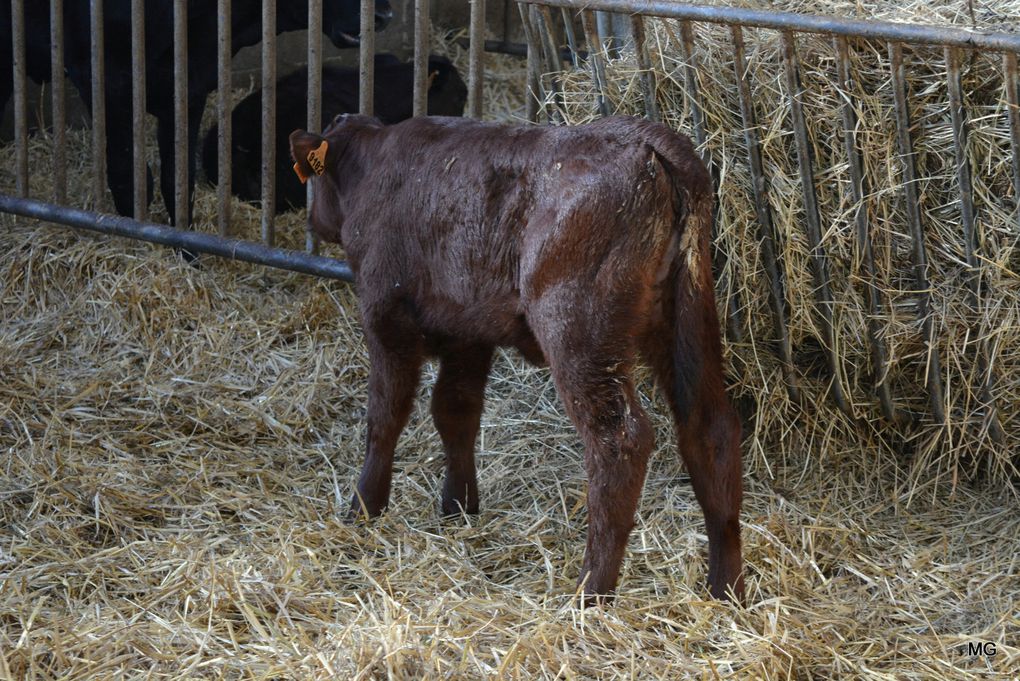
[[201, 54, 466, 213], [0, 0, 392, 225]]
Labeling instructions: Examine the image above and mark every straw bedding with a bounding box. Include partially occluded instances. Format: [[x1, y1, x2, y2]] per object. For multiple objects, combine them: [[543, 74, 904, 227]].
[[1, 6, 1019, 679]]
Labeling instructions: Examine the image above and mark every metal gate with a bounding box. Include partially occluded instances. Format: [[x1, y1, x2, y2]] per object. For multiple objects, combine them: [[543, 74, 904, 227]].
[[3, 0, 1020, 430]]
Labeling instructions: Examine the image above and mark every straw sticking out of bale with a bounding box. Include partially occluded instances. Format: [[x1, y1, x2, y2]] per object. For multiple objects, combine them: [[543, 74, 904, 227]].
[[536, 1, 1020, 494]]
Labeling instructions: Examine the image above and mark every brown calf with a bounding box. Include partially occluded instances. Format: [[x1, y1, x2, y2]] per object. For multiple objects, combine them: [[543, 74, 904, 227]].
[[290, 115, 744, 601]]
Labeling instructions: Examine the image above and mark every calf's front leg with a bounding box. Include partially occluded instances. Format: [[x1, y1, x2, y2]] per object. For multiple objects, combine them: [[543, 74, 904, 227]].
[[350, 319, 424, 519]]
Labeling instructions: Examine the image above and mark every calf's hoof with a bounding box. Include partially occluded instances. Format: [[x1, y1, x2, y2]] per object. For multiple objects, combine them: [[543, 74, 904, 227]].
[[347, 493, 386, 522]]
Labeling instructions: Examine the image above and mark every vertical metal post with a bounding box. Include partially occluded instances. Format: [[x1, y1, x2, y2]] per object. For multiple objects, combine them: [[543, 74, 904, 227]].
[[359, 0, 375, 116], [1004, 52, 1020, 232], [946, 47, 1003, 442], [731, 25, 798, 400], [683, 20, 744, 343], [131, 0, 146, 221], [518, 2, 543, 122], [50, 0, 66, 205], [536, 5, 563, 114], [834, 36, 895, 421], [630, 15, 659, 122], [217, 0, 232, 236], [560, 8, 578, 68], [12, 0, 28, 197], [782, 31, 848, 414], [412, 0, 429, 117], [173, 0, 188, 227], [306, 0, 322, 253], [580, 10, 609, 117], [91, 0, 108, 212], [467, 0, 486, 118], [889, 42, 946, 424], [261, 0, 276, 245]]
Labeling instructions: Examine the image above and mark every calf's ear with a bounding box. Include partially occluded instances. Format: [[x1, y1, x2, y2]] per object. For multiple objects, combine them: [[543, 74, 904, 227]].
[[289, 130, 329, 184]]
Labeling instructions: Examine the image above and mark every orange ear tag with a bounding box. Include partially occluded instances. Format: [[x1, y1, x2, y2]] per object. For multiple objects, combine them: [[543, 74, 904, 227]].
[[293, 139, 329, 184]]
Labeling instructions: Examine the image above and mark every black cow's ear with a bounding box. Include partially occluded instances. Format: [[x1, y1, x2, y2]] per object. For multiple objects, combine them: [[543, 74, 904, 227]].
[[289, 130, 329, 184]]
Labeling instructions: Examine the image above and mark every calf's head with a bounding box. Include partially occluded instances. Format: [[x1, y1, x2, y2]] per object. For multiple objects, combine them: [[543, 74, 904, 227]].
[[289, 115, 382, 243]]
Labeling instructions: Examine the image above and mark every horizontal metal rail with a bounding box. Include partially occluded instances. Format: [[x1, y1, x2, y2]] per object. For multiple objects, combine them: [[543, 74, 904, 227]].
[[0, 195, 354, 282], [519, 0, 1020, 52]]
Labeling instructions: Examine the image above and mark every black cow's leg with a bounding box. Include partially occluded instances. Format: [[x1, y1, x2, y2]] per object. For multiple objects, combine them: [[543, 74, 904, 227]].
[[431, 343, 493, 516], [103, 87, 140, 217]]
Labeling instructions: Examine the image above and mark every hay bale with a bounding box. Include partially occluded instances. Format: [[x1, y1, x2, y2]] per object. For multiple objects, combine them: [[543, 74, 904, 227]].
[[536, 0, 1020, 493]]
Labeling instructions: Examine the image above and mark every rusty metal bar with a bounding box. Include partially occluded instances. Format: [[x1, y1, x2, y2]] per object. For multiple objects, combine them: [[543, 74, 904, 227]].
[[173, 0, 187, 226], [217, 0, 232, 236], [50, 0, 66, 205], [359, 0, 375, 116], [307, 0, 322, 253], [536, 5, 564, 114], [731, 25, 798, 401], [782, 30, 848, 414], [467, 0, 485, 118], [834, 36, 895, 421], [889, 42, 946, 423], [131, 0, 146, 221], [560, 8, 579, 68], [12, 0, 28, 197], [679, 21, 708, 159], [91, 0, 108, 212], [0, 194, 354, 281], [521, 0, 1020, 53], [518, 3, 543, 122], [684, 21, 744, 343], [630, 14, 659, 122], [1005, 53, 1020, 231], [580, 10, 610, 117], [261, 0, 276, 245], [413, 0, 429, 117], [946, 46, 1003, 442]]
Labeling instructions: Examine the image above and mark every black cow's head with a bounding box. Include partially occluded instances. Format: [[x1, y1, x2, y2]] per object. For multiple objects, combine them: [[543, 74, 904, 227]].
[[281, 0, 394, 49]]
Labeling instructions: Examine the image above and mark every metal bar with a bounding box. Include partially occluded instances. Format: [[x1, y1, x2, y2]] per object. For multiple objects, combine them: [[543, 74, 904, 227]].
[[517, 3, 542, 122], [0, 194, 354, 281], [467, 0, 485, 117], [630, 14, 659, 122], [91, 0, 107, 212], [173, 0, 187, 226], [679, 21, 708, 158], [889, 42, 946, 423], [580, 10, 610, 117], [684, 20, 744, 343], [782, 30, 848, 414], [413, 0, 429, 117], [1004, 53, 1020, 231], [217, 0, 232, 236], [947, 46, 1003, 442], [261, 0, 276, 245], [834, 35, 895, 421], [12, 0, 28, 197], [50, 0, 66, 205], [536, 5, 564, 114], [519, 0, 1020, 53], [307, 0, 322, 253], [560, 7, 579, 68], [359, 0, 375, 116], [731, 25, 799, 401], [131, 0, 146, 221]]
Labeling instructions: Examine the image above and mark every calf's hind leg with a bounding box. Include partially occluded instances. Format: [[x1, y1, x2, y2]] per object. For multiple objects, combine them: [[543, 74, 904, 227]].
[[529, 298, 654, 597], [430, 344, 494, 516]]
